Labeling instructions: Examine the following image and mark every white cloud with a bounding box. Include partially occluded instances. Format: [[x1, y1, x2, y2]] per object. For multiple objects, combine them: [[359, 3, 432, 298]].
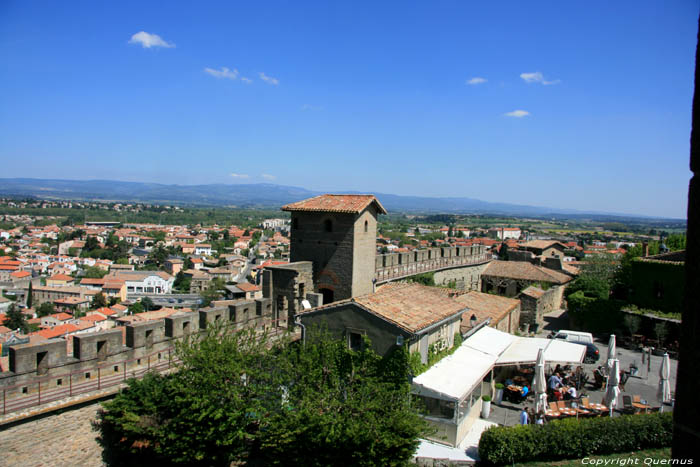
[[204, 67, 239, 80], [259, 72, 279, 85], [230, 173, 250, 179], [129, 31, 175, 49], [466, 77, 487, 85], [240, 77, 252, 84], [261, 174, 276, 181], [504, 110, 530, 118], [520, 71, 560, 85]]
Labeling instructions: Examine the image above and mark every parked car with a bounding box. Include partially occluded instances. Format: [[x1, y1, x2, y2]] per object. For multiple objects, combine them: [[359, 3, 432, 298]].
[[548, 330, 594, 345], [584, 342, 600, 364]]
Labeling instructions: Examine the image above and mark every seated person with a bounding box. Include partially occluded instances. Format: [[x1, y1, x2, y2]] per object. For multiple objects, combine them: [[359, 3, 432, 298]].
[[564, 386, 577, 400], [553, 387, 564, 401]]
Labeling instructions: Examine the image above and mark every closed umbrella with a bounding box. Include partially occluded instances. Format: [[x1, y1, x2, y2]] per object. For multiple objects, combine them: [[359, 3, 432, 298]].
[[606, 334, 616, 373], [603, 359, 620, 417], [658, 353, 671, 406], [533, 349, 547, 415]]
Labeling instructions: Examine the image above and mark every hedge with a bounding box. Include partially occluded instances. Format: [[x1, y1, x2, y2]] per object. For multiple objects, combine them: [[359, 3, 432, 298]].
[[478, 412, 672, 465]]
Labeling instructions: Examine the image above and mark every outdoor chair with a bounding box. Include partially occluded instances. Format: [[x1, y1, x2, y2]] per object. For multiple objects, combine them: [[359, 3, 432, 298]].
[[622, 395, 636, 414], [581, 397, 591, 409], [546, 402, 560, 419], [632, 395, 641, 403]]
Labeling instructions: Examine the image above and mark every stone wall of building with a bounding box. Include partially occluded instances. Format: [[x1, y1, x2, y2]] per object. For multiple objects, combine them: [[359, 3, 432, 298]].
[[289, 211, 361, 301], [433, 261, 490, 291], [518, 285, 565, 333]]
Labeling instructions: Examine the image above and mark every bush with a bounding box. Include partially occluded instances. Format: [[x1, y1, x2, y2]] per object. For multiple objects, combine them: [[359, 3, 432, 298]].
[[478, 412, 673, 465], [482, 395, 492, 402]]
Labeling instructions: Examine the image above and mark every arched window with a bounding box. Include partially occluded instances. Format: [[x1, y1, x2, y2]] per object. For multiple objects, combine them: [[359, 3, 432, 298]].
[[364, 220, 368, 233], [324, 219, 333, 233]]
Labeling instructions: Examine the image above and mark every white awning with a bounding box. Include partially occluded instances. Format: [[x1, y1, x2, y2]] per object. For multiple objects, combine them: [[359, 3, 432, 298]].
[[496, 337, 585, 366], [462, 326, 516, 358], [412, 343, 496, 402]]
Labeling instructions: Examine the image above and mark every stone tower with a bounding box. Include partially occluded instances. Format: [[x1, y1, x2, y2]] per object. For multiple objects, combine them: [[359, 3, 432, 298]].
[[282, 194, 387, 303]]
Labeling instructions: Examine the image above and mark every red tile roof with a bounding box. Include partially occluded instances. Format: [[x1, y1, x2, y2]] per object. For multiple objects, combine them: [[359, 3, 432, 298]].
[[49, 273, 74, 281], [483, 261, 572, 284], [282, 194, 387, 215], [236, 282, 259, 292], [454, 291, 520, 332], [302, 282, 465, 334]]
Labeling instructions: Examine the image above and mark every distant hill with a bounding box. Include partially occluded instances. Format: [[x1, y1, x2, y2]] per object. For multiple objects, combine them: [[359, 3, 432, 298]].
[[0, 178, 678, 220]]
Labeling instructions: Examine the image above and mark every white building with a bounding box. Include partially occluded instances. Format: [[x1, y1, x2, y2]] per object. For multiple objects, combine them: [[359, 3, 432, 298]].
[[488, 227, 521, 240], [106, 271, 174, 296]]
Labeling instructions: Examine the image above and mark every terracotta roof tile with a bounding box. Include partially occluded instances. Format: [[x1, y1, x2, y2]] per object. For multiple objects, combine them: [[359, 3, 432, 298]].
[[454, 291, 519, 332], [282, 194, 387, 215], [483, 260, 572, 284], [303, 283, 465, 334]]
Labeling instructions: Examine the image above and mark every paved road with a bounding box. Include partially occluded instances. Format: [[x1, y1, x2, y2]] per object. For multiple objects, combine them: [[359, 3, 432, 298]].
[[2, 402, 104, 467]]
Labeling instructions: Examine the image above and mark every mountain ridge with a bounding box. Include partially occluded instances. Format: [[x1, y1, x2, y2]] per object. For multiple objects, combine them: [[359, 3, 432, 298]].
[[0, 178, 680, 220]]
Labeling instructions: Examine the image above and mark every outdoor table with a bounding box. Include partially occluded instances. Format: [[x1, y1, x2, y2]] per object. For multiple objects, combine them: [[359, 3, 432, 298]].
[[559, 407, 577, 417], [632, 402, 651, 412]]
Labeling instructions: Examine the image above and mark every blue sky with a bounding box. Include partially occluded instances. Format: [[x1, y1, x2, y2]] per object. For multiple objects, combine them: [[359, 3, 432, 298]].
[[1, 1, 698, 218]]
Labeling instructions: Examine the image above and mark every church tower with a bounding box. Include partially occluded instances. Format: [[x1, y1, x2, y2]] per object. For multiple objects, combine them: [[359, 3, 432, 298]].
[[282, 194, 387, 303]]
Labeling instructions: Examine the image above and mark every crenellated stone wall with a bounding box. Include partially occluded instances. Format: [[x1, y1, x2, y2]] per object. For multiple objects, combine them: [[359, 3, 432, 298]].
[[1, 297, 278, 404]]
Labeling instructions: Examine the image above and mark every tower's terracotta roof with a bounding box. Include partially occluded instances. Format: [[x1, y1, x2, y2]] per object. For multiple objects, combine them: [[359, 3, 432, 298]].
[[282, 194, 387, 215]]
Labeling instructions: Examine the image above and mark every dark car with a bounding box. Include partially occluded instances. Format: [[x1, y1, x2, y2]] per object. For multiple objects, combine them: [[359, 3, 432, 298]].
[[584, 342, 600, 363]]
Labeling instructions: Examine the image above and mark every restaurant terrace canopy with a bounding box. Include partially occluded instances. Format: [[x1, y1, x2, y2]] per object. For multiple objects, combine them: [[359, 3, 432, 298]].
[[460, 326, 586, 366]]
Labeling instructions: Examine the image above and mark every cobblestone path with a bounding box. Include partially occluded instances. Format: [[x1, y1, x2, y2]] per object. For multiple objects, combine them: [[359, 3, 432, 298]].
[[2, 402, 104, 467]]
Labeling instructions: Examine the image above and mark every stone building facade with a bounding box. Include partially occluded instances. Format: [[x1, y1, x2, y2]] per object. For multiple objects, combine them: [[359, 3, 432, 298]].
[[282, 194, 387, 303]]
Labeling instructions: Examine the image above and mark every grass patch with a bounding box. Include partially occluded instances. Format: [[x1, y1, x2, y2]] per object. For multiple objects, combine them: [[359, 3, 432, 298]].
[[513, 447, 671, 466]]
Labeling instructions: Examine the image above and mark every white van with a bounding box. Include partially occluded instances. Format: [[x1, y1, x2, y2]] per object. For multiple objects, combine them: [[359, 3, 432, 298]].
[[551, 330, 593, 345]]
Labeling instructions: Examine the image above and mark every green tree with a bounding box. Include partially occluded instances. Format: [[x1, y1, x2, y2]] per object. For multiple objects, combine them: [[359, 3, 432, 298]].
[[256, 331, 428, 465], [173, 271, 191, 292], [141, 297, 155, 312], [4, 304, 29, 333], [92, 292, 107, 309], [26, 281, 33, 309], [147, 245, 168, 267], [84, 266, 108, 279], [129, 301, 144, 314], [94, 326, 427, 466], [36, 302, 55, 317], [567, 253, 618, 300], [200, 278, 226, 307]]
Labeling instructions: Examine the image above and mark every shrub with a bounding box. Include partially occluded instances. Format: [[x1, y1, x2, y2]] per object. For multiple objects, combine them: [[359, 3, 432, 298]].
[[482, 395, 492, 402], [495, 383, 504, 390], [478, 412, 673, 465]]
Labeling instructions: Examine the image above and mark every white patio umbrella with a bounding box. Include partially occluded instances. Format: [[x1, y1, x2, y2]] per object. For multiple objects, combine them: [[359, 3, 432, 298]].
[[603, 359, 620, 417], [606, 334, 617, 373], [533, 348, 547, 415], [657, 353, 671, 406]]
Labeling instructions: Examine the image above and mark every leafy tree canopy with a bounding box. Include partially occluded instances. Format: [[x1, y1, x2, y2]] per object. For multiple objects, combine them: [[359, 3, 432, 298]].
[[4, 304, 29, 333], [95, 327, 427, 466], [36, 302, 55, 317]]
